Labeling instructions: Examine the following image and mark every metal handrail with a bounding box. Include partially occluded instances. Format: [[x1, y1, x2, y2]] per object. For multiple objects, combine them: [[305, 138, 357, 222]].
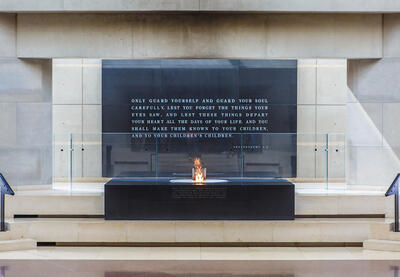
[[386, 173, 400, 232], [0, 174, 14, 232]]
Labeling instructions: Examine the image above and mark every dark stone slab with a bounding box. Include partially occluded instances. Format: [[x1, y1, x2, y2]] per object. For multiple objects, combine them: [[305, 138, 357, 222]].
[[105, 178, 295, 220]]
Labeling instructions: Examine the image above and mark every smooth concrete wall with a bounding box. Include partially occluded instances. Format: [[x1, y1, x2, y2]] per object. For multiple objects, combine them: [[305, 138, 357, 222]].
[[1, 0, 400, 12], [0, 14, 52, 186], [346, 14, 400, 187], [347, 58, 400, 187], [17, 13, 382, 59]]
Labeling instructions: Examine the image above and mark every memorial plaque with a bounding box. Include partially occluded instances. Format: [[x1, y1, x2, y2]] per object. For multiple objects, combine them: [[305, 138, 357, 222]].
[[102, 60, 297, 178]]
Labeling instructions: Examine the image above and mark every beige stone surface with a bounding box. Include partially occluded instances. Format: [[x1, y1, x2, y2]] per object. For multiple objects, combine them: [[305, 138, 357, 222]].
[[175, 221, 224, 242], [265, 14, 381, 58], [320, 222, 370, 242], [64, 0, 199, 11], [2, 245, 400, 260], [0, 0, 63, 11], [272, 222, 321, 242], [369, 222, 392, 240], [296, 107, 316, 179], [28, 221, 80, 241], [5, 192, 388, 218], [0, 14, 16, 57], [53, 105, 82, 137], [83, 59, 101, 104], [316, 59, 347, 105], [297, 59, 316, 105], [82, 105, 101, 178], [364, 239, 400, 251], [78, 221, 127, 242], [1, 0, 400, 12], [53, 105, 83, 177], [17, 14, 381, 58], [126, 222, 175, 242], [0, 239, 36, 252], [53, 59, 83, 104], [4, 218, 381, 243], [384, 14, 400, 57], [6, 194, 104, 217], [223, 221, 273, 242], [18, 14, 133, 58], [295, 195, 339, 215], [200, 0, 400, 13], [132, 14, 215, 58], [316, 106, 346, 134], [337, 195, 385, 215]]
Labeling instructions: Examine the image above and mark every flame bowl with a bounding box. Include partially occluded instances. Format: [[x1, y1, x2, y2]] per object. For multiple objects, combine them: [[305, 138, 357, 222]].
[[169, 179, 228, 184]]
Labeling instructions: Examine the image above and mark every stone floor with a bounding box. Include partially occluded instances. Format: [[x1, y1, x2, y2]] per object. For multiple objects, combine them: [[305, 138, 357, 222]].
[[0, 247, 399, 260], [0, 255, 399, 277]]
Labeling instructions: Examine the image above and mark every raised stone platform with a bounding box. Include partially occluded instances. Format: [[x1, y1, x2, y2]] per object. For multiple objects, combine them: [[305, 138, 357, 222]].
[[0, 186, 393, 246]]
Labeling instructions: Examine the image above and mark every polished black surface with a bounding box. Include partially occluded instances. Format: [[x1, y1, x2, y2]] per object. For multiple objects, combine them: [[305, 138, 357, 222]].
[[102, 60, 297, 178], [104, 178, 295, 220], [0, 260, 399, 277]]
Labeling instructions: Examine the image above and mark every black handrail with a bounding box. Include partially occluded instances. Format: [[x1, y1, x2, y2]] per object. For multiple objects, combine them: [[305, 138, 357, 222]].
[[0, 174, 14, 232], [386, 173, 400, 232]]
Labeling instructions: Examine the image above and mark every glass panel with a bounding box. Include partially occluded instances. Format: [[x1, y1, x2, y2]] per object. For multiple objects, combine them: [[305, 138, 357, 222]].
[[102, 133, 158, 178], [327, 133, 346, 190], [64, 132, 349, 192], [52, 133, 72, 191], [315, 133, 328, 190], [241, 133, 297, 178]]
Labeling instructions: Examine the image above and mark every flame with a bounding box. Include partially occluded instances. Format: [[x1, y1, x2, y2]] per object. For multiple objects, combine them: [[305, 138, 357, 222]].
[[193, 158, 205, 183]]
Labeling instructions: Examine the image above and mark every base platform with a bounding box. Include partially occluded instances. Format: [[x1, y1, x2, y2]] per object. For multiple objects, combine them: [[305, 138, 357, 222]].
[[104, 178, 295, 220]]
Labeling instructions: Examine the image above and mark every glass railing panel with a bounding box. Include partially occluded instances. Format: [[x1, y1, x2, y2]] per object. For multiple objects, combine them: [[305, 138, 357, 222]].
[[314, 133, 328, 190], [327, 133, 346, 190], [241, 133, 297, 178], [63, 132, 346, 192], [101, 133, 158, 178], [295, 133, 318, 190], [156, 133, 242, 178], [52, 133, 72, 191], [82, 133, 102, 180]]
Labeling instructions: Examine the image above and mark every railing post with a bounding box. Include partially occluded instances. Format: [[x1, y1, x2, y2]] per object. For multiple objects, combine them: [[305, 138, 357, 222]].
[[396, 190, 399, 232], [386, 174, 400, 232], [0, 174, 14, 232], [0, 191, 4, 232]]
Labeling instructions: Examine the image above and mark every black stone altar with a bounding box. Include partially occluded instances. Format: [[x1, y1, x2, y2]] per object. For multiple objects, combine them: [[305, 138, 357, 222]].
[[104, 178, 294, 220]]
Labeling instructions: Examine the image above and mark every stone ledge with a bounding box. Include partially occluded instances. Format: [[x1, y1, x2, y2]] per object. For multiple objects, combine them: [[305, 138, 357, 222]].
[[6, 192, 389, 217], [9, 218, 374, 243], [1, 0, 400, 12], [0, 239, 36, 252], [364, 239, 400, 251]]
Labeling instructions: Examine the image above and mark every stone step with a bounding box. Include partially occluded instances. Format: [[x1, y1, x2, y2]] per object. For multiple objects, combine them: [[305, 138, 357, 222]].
[[8, 218, 378, 244], [369, 222, 400, 241], [0, 239, 36, 252], [5, 191, 390, 217], [364, 239, 400, 251]]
